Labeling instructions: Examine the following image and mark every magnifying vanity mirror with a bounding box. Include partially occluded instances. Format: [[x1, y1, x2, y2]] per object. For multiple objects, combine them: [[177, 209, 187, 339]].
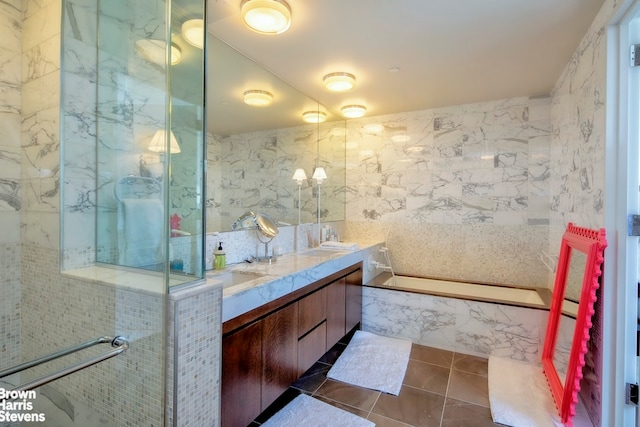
[[205, 34, 346, 233], [542, 223, 607, 425]]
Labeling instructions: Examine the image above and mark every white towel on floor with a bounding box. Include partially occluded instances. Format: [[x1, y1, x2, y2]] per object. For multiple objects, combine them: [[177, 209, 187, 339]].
[[118, 198, 163, 267], [327, 330, 411, 395], [261, 394, 374, 427], [488, 356, 591, 427]]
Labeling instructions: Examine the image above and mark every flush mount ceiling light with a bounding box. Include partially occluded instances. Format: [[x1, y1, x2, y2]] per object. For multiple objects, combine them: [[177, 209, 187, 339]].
[[341, 104, 367, 119], [244, 90, 274, 107], [323, 72, 356, 92], [241, 0, 291, 35], [181, 18, 204, 49], [302, 110, 327, 123], [135, 39, 182, 65]]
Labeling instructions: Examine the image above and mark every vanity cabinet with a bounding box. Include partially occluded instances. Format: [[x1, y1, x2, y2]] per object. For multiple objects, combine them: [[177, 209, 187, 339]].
[[221, 263, 362, 427]]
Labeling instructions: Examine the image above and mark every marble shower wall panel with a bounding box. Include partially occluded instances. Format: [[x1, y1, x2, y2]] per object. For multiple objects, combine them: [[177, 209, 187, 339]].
[[362, 286, 546, 363], [344, 97, 551, 287], [0, 0, 21, 367], [20, 0, 62, 250], [61, 0, 99, 268]]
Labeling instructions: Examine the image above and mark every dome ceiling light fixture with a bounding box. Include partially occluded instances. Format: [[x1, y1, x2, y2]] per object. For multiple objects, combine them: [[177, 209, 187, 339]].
[[341, 104, 367, 119], [181, 18, 204, 49], [135, 39, 182, 66], [302, 110, 327, 123], [243, 90, 274, 107], [241, 0, 292, 35], [323, 72, 356, 92]]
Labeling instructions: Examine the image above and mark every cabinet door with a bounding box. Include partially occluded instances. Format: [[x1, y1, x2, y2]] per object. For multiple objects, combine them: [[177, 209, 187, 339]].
[[297, 322, 327, 376], [298, 287, 327, 337], [222, 321, 263, 427], [345, 269, 363, 332], [326, 279, 346, 347], [262, 302, 298, 410]]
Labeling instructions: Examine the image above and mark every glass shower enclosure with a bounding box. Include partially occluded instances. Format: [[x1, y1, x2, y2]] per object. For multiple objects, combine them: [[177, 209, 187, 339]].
[[0, 0, 204, 425]]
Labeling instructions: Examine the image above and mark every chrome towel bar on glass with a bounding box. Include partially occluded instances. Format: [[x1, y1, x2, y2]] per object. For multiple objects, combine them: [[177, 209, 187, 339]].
[[0, 336, 129, 395]]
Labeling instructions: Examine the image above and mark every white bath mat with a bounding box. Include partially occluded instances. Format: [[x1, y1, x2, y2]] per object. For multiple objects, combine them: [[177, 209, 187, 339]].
[[327, 330, 411, 395], [488, 356, 591, 427], [261, 394, 374, 427]]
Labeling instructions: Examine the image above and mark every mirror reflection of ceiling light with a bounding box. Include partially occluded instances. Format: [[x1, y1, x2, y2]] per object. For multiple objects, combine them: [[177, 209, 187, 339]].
[[302, 111, 327, 123], [182, 18, 204, 49], [148, 129, 181, 154], [241, 0, 291, 35], [363, 123, 384, 133], [135, 39, 182, 65], [323, 72, 356, 91], [341, 104, 367, 119], [244, 90, 274, 107], [391, 134, 411, 143]]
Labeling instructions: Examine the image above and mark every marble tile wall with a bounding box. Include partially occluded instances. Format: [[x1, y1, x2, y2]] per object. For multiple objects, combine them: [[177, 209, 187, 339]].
[[0, 0, 22, 371], [206, 120, 346, 233], [362, 286, 547, 363], [343, 96, 552, 289], [549, 0, 620, 424]]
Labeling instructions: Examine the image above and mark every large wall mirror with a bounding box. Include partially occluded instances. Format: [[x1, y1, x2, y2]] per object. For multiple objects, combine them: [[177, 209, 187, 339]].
[[542, 223, 607, 425], [205, 34, 346, 233]]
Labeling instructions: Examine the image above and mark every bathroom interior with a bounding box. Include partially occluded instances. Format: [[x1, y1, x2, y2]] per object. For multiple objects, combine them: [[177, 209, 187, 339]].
[[0, 0, 632, 425]]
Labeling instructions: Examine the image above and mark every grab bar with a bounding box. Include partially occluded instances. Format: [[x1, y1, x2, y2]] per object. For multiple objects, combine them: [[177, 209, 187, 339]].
[[0, 336, 129, 395]]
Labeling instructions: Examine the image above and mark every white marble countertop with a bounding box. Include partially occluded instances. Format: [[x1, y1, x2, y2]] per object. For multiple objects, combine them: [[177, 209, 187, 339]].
[[209, 241, 383, 323]]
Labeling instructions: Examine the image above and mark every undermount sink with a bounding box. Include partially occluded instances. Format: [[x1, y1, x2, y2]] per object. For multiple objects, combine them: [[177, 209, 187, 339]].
[[208, 271, 265, 288]]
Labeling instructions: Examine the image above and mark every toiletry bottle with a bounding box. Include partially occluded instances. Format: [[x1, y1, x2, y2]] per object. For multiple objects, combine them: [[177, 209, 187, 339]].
[[214, 242, 226, 270]]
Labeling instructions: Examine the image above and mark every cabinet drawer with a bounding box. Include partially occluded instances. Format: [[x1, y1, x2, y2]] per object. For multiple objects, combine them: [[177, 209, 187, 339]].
[[297, 322, 327, 376], [298, 287, 327, 337]]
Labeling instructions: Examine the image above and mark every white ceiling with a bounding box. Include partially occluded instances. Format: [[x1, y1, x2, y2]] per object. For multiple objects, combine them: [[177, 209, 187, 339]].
[[205, 0, 604, 133]]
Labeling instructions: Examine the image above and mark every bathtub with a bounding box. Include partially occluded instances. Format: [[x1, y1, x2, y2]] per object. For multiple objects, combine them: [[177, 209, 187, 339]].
[[374, 274, 548, 308]]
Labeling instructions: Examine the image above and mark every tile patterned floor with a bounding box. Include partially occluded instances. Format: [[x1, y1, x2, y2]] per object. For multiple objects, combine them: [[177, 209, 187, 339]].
[[250, 334, 502, 427]]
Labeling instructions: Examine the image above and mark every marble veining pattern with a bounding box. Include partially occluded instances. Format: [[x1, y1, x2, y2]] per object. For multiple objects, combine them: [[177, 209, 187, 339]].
[[362, 286, 545, 363]]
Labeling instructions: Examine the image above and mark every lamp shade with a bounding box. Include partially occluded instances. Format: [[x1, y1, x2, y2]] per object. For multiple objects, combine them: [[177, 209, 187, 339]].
[[241, 0, 291, 35], [244, 90, 273, 106], [292, 168, 307, 184], [323, 72, 356, 92], [302, 110, 327, 123], [312, 167, 327, 184], [182, 19, 204, 49], [148, 129, 181, 154]]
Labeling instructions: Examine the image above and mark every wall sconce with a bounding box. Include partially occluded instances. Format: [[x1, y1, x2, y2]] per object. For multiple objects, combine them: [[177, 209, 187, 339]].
[[323, 72, 356, 92], [241, 0, 291, 35], [302, 110, 327, 123], [312, 167, 327, 185], [182, 18, 204, 49], [148, 129, 181, 154], [135, 39, 182, 66], [341, 104, 367, 119], [244, 90, 274, 107], [292, 168, 307, 224]]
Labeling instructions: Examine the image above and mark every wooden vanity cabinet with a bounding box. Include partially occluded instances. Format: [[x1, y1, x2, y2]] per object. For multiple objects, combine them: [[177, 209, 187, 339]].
[[221, 263, 362, 427]]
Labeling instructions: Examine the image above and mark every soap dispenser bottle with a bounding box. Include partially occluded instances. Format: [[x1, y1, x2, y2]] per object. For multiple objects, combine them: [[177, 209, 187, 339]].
[[214, 242, 226, 270]]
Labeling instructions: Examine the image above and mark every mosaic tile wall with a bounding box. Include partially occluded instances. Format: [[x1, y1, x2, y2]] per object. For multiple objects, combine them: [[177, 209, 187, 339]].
[[343, 96, 552, 289], [0, 0, 22, 371], [167, 282, 222, 427]]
